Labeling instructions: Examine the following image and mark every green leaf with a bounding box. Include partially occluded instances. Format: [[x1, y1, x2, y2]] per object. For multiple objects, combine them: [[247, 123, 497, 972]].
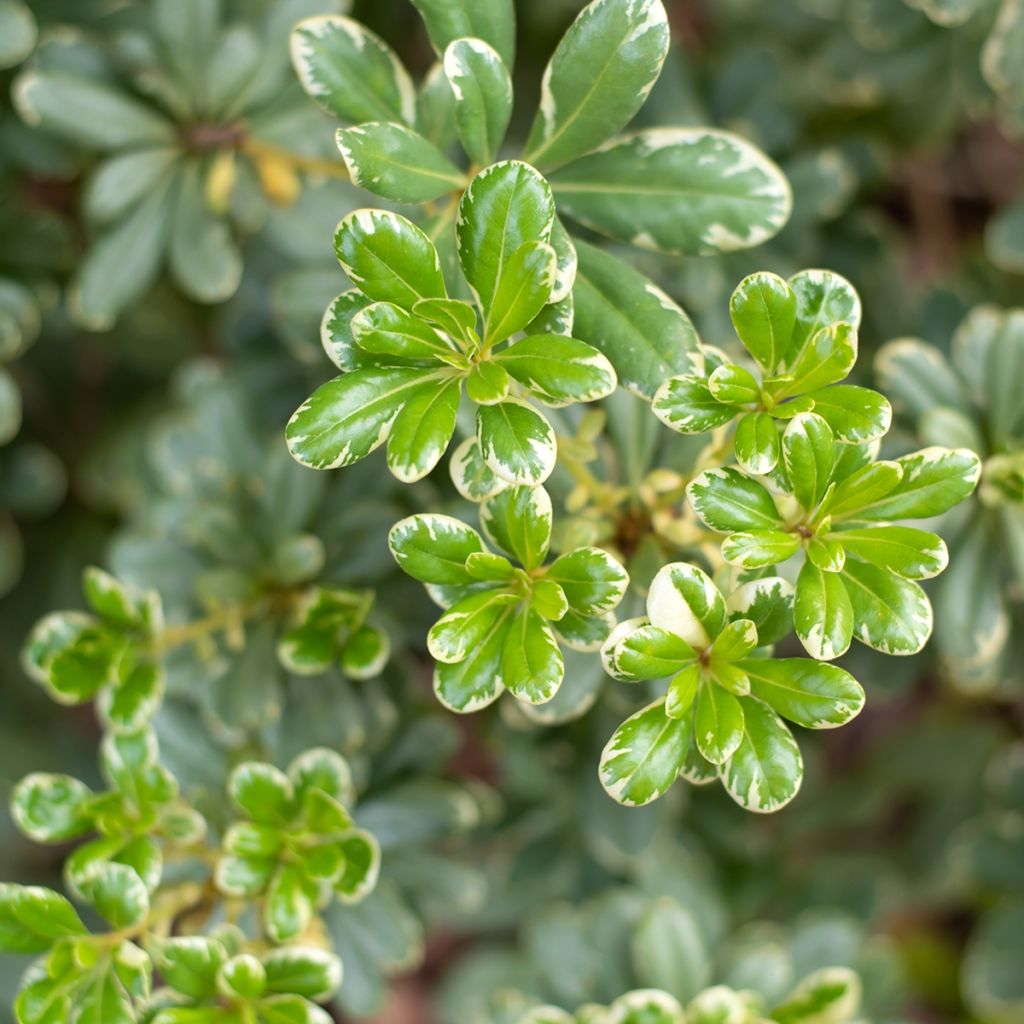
[[874, 338, 965, 422], [687, 467, 783, 533], [484, 241, 557, 343], [277, 587, 366, 675], [335, 209, 446, 309], [411, 0, 516, 68], [665, 664, 701, 719], [729, 272, 796, 373], [652, 376, 737, 434], [734, 412, 781, 476], [840, 558, 933, 655], [289, 747, 355, 808], [550, 129, 791, 253], [646, 562, 726, 648], [721, 530, 800, 570], [794, 560, 853, 661], [802, 385, 891, 444], [340, 624, 391, 680], [708, 363, 761, 405], [386, 376, 461, 482], [742, 658, 865, 729], [12, 70, 176, 149], [501, 605, 564, 704], [573, 239, 701, 398], [336, 122, 465, 203], [726, 575, 794, 647], [286, 366, 432, 471], [494, 334, 616, 406], [819, 460, 903, 521], [433, 604, 514, 711], [606, 991, 686, 1024], [217, 954, 266, 1001], [414, 297, 478, 341], [290, 16, 415, 125], [335, 831, 381, 903], [228, 762, 295, 825], [322, 291, 374, 372], [476, 398, 557, 485], [772, 967, 863, 1024], [444, 39, 513, 165], [631, 899, 710, 1004], [265, 865, 317, 943], [721, 696, 803, 813], [261, 995, 334, 1024], [773, 323, 856, 398], [457, 161, 555, 317], [389, 513, 484, 585], [599, 698, 691, 807], [480, 484, 552, 569], [85, 862, 149, 929], [0, 884, 86, 953], [466, 361, 510, 404], [100, 661, 165, 734], [694, 682, 745, 764], [153, 937, 227, 999], [779, 269, 861, 372], [602, 621, 694, 681], [782, 413, 835, 512], [806, 536, 845, 573], [0, 0, 35, 69], [855, 447, 981, 522], [709, 619, 759, 662], [263, 947, 342, 1002], [11, 773, 93, 843], [428, 590, 518, 663], [523, 0, 670, 170], [545, 547, 628, 615], [449, 436, 508, 502], [836, 525, 948, 580], [352, 301, 461, 364], [83, 566, 159, 632]]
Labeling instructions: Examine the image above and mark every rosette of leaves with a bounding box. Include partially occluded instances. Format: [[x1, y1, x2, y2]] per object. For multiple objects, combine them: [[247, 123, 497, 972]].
[[285, 160, 617, 487], [389, 484, 629, 712], [11, 0, 345, 328], [22, 567, 166, 733], [600, 562, 864, 811], [10, 726, 206, 911], [215, 749, 379, 944], [145, 927, 341, 1024], [876, 305, 1024, 690], [687, 414, 981, 661], [290, 0, 791, 388], [653, 270, 893, 475]]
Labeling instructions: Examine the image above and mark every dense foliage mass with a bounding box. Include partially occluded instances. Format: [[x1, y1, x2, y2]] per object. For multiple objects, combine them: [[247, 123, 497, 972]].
[[0, 1, 1022, 1022]]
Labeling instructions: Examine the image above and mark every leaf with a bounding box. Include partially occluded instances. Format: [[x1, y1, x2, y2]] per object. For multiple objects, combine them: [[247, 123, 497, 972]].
[[603, 622, 694, 681], [782, 413, 835, 512], [152, 937, 227, 999], [780, 269, 861, 372], [290, 16, 415, 125], [653, 376, 738, 433], [11, 772, 93, 842], [476, 398, 557, 485], [0, 884, 86, 953], [773, 323, 856, 398], [466, 361, 510, 404], [631, 899, 711, 1003], [721, 530, 800, 570], [12, 70, 175, 149], [599, 699, 691, 807], [493, 334, 616, 406], [286, 367, 432, 471], [794, 560, 853, 661], [389, 513, 484, 585], [523, 0, 670, 170], [646, 562, 726, 648], [352, 301, 461, 364], [694, 683, 745, 764], [168, 160, 242, 305], [85, 862, 150, 929], [334, 209, 446, 309], [573, 239, 701, 398], [336, 122, 465, 203], [449, 436, 507, 502], [550, 128, 791, 253], [228, 762, 295, 825], [457, 161, 555, 317], [772, 967, 863, 1024], [341, 625, 390, 681], [840, 557, 933, 655], [484, 241, 557, 343], [729, 272, 796, 373], [819, 461, 903, 521], [386, 376, 461, 482], [708, 364, 761, 405], [411, 0, 516, 68], [807, 536, 845, 573], [726, 576, 794, 647], [687, 467, 783, 533], [289, 747, 355, 808], [545, 547, 628, 615], [322, 291, 374, 371], [709, 619, 759, 662], [734, 412, 781, 476], [836, 525, 948, 580], [874, 338, 965, 422], [263, 948, 342, 1002], [428, 590, 517, 663], [433, 604, 514, 711], [335, 831, 381, 903], [855, 447, 981, 521], [720, 696, 803, 813], [742, 658, 865, 729], [802, 385, 891, 444], [480, 484, 552, 569], [101, 661, 165, 734], [0, 0, 35, 69], [501, 605, 564, 704], [266, 865, 317, 943], [444, 39, 513, 165]]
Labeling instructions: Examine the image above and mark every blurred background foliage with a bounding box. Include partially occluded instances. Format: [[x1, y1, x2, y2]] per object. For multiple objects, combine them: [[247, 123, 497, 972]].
[[0, 0, 1022, 1021]]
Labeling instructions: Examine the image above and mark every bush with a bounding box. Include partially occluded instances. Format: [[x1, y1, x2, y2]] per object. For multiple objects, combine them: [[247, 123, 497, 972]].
[[1, 1, 1022, 1022]]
